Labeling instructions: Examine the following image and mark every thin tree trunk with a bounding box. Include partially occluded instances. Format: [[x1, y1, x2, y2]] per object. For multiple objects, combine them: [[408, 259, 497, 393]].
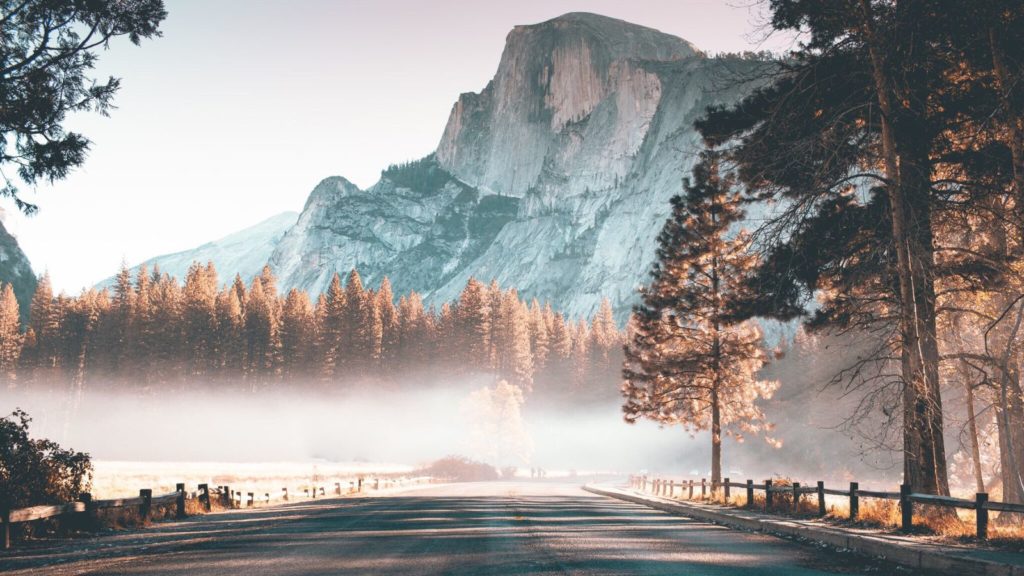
[[963, 367, 986, 494], [710, 381, 722, 489]]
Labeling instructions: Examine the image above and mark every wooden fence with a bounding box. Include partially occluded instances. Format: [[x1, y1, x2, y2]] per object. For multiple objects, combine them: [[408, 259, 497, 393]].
[[1, 475, 433, 549], [629, 475, 1024, 540]]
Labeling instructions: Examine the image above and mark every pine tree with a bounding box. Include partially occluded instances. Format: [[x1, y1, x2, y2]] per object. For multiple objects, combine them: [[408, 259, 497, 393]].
[[26, 273, 60, 383], [378, 278, 400, 371], [214, 283, 244, 379], [456, 278, 491, 370], [0, 284, 23, 385], [528, 299, 550, 373], [622, 154, 777, 487], [571, 319, 590, 390], [281, 288, 314, 382], [590, 298, 618, 370], [110, 263, 136, 376], [182, 262, 219, 377], [319, 273, 345, 380]]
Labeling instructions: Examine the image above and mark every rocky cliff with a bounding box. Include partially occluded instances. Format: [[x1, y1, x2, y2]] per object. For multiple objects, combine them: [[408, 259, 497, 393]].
[[268, 12, 766, 321], [0, 219, 36, 323]]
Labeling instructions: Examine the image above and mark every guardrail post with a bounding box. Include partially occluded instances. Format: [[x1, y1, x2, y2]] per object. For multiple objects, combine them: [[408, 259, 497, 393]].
[[724, 478, 730, 501], [320, 487, 325, 496], [283, 487, 289, 501], [976, 493, 989, 540], [2, 505, 10, 549], [198, 484, 211, 512], [176, 483, 186, 519], [849, 482, 859, 520], [374, 478, 380, 490], [701, 478, 707, 499], [746, 480, 753, 508], [900, 484, 912, 531], [139, 489, 152, 523], [247, 492, 254, 507], [688, 480, 694, 499], [81, 492, 98, 530], [358, 477, 364, 492], [817, 481, 825, 516], [765, 479, 773, 511], [335, 482, 341, 496], [265, 493, 270, 504], [793, 482, 801, 513], [222, 485, 230, 508]]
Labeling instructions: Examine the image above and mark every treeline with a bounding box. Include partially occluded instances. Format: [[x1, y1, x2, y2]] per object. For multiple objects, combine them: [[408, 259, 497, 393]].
[[0, 264, 622, 400]]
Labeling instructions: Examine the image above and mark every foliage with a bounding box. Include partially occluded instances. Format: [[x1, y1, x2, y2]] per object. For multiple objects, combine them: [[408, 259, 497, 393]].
[[622, 153, 778, 484], [418, 455, 498, 482], [8, 264, 623, 405], [0, 0, 167, 213], [691, 0, 1024, 497], [381, 154, 453, 193], [461, 380, 533, 467], [0, 409, 92, 510]]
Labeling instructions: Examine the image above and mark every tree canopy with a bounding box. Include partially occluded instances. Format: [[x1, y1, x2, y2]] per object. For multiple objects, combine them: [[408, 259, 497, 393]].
[[0, 0, 167, 213]]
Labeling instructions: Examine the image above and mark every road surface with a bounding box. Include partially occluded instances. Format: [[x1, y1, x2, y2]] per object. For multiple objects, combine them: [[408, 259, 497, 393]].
[[2, 482, 921, 575]]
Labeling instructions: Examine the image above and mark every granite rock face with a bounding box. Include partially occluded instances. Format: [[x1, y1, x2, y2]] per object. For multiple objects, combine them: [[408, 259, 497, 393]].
[[270, 13, 764, 321], [0, 219, 36, 323]]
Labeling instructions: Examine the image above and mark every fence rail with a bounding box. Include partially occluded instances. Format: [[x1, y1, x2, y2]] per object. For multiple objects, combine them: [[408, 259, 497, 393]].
[[629, 474, 1024, 540], [2, 475, 434, 549]]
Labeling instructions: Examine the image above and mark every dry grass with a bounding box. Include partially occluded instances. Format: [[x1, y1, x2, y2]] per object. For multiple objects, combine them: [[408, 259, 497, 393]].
[[642, 477, 1024, 547]]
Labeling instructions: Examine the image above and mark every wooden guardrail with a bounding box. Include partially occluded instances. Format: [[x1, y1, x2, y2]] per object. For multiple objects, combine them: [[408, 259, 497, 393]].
[[628, 474, 1024, 540], [2, 475, 434, 549]]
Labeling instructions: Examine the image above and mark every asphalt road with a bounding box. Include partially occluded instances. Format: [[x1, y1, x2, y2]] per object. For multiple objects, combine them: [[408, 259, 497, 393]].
[[2, 482, 919, 575]]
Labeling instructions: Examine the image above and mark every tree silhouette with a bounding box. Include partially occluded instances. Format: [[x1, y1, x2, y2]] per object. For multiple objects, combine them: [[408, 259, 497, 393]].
[[0, 0, 167, 213]]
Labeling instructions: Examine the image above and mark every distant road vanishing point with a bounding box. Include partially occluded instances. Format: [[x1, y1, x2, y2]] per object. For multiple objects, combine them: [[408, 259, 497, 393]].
[[3, 482, 912, 575]]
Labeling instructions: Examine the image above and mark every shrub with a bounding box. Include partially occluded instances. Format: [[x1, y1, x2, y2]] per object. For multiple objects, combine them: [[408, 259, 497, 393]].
[[419, 455, 498, 482], [0, 409, 93, 512]]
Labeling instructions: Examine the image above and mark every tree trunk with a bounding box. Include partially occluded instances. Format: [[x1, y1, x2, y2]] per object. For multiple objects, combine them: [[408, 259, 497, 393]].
[[859, 0, 949, 495], [963, 366, 986, 494], [711, 383, 722, 488]]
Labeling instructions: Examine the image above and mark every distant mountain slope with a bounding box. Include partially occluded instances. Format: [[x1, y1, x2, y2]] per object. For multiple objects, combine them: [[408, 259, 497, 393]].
[[269, 12, 767, 321], [0, 220, 36, 323], [97, 212, 298, 287]]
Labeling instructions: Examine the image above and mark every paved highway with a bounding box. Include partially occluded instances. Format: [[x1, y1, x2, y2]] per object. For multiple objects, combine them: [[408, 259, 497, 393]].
[[2, 482, 921, 575]]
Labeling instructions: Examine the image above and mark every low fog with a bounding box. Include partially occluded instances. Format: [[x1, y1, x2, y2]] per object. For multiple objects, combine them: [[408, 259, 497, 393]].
[[2, 360, 920, 488]]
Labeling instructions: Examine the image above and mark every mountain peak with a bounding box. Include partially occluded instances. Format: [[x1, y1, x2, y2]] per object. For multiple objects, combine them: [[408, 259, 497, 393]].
[[532, 11, 700, 54], [437, 12, 700, 196], [513, 12, 699, 60]]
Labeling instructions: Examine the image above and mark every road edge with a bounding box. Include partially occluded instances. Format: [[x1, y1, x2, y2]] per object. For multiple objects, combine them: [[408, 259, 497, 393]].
[[583, 484, 1023, 576]]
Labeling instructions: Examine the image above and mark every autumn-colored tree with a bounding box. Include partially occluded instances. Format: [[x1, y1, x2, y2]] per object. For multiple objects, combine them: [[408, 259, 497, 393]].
[[0, 284, 24, 385], [455, 278, 491, 370], [622, 155, 777, 487], [281, 288, 314, 382]]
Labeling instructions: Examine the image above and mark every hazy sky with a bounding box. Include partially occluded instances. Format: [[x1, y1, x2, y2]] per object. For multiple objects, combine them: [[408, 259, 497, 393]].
[[7, 0, 793, 293]]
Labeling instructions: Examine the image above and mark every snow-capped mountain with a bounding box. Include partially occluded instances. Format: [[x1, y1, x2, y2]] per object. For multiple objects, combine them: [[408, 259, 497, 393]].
[[98, 211, 298, 288], [269, 13, 765, 321]]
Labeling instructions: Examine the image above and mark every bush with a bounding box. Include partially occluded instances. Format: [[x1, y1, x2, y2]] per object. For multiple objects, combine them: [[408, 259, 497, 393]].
[[419, 455, 498, 482], [0, 409, 93, 512]]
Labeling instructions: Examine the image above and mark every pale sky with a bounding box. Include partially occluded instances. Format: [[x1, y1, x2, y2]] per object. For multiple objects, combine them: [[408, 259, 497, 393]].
[[7, 0, 793, 293]]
